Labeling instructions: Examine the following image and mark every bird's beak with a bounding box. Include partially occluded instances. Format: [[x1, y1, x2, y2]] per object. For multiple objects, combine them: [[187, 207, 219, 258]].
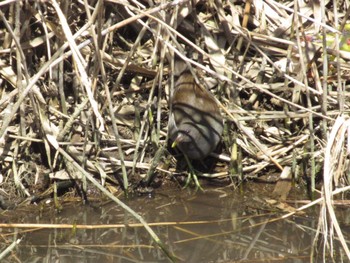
[[172, 134, 183, 148], [171, 141, 177, 148]]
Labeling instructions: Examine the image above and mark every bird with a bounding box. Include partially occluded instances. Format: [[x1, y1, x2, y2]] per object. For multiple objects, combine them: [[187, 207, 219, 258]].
[[168, 71, 223, 161]]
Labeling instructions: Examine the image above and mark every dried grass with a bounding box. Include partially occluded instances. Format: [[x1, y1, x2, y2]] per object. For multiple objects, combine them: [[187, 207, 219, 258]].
[[1, 0, 350, 260]]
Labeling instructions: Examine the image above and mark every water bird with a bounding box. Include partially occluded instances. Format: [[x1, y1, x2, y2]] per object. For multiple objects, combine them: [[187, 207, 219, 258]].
[[168, 71, 223, 188]]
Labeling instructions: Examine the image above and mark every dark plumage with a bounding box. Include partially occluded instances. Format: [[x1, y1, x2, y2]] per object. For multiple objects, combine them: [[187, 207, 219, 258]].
[[168, 72, 223, 160]]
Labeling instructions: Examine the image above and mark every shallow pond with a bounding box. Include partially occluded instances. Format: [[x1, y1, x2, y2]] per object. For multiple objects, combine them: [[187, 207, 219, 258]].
[[0, 182, 349, 262]]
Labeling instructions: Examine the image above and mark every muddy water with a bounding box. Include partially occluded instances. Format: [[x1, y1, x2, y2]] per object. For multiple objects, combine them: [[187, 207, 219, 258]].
[[0, 183, 348, 262]]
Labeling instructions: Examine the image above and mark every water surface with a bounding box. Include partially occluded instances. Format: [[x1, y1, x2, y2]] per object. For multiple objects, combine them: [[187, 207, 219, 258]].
[[0, 183, 348, 262]]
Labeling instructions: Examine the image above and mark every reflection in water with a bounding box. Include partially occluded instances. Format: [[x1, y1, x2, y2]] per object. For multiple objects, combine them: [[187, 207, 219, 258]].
[[0, 184, 348, 262]]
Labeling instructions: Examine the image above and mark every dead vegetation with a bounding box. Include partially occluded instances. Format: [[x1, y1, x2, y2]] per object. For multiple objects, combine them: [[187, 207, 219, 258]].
[[1, 0, 350, 260]]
